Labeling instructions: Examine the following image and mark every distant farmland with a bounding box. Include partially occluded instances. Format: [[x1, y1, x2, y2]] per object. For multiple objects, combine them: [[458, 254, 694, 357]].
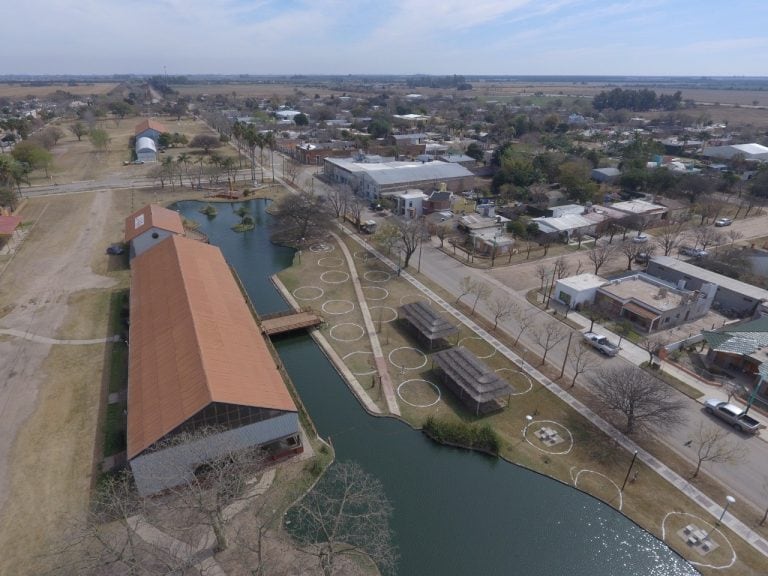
[[0, 83, 118, 99]]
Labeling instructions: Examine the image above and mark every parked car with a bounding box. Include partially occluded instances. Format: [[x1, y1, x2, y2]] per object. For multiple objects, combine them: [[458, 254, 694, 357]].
[[106, 243, 125, 255], [582, 332, 620, 356], [631, 233, 649, 244], [714, 217, 733, 227], [634, 252, 650, 264], [704, 399, 762, 434], [679, 246, 709, 258]]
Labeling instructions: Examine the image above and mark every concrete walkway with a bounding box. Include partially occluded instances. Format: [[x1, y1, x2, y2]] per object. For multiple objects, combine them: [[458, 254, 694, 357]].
[[0, 327, 120, 345], [331, 231, 400, 416], [272, 275, 383, 414], [348, 230, 768, 560]]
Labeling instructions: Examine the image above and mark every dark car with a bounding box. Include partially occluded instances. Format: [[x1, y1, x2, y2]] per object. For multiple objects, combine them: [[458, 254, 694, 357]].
[[106, 243, 125, 255]]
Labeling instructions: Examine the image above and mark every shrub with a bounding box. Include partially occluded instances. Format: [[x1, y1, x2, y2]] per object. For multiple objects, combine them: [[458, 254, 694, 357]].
[[423, 416, 501, 455]]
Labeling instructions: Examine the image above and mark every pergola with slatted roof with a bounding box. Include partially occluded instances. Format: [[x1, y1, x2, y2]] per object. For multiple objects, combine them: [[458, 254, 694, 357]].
[[432, 347, 512, 415], [399, 301, 458, 350]]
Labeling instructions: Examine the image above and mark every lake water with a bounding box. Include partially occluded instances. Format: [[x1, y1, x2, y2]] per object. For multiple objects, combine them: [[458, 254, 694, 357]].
[[175, 199, 698, 576]]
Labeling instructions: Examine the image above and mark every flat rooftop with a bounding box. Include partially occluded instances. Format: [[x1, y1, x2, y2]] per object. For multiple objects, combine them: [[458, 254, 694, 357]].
[[599, 275, 684, 312], [558, 273, 608, 291]]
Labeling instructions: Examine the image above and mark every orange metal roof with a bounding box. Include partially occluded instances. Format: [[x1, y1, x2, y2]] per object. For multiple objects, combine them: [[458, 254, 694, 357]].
[[127, 236, 297, 458], [0, 215, 21, 236], [124, 204, 185, 243], [134, 118, 168, 135]]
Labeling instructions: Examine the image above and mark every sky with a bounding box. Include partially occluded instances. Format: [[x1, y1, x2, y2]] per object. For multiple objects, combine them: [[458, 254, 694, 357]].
[[5, 0, 768, 76]]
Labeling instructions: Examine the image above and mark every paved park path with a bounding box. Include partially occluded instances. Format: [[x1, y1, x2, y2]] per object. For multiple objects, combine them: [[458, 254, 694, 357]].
[[346, 228, 768, 560], [331, 232, 400, 416]]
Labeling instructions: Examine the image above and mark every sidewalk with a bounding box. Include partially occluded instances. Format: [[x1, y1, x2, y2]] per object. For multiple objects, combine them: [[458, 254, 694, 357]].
[[346, 229, 768, 561]]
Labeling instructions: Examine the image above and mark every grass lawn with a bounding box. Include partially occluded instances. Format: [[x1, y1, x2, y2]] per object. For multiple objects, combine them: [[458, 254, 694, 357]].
[[276, 229, 768, 575]]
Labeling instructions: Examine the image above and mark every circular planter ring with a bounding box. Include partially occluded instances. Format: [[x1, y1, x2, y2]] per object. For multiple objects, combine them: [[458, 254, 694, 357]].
[[342, 350, 377, 376], [522, 419, 574, 455], [362, 286, 389, 301], [320, 270, 350, 284], [317, 256, 344, 268], [329, 323, 365, 342], [572, 469, 623, 511], [661, 512, 736, 569], [388, 347, 428, 370], [370, 306, 398, 323], [310, 243, 334, 253], [397, 379, 441, 408], [495, 368, 534, 396], [458, 336, 497, 359], [322, 300, 355, 315], [292, 286, 325, 301], [364, 270, 392, 283]]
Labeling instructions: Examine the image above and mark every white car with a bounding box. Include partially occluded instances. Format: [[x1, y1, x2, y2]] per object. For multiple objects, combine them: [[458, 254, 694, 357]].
[[714, 217, 733, 227], [631, 233, 649, 244]]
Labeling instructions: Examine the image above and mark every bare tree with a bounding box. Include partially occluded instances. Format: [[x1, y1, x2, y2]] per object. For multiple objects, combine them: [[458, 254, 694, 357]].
[[513, 308, 534, 345], [655, 218, 687, 256], [568, 342, 599, 388], [689, 423, 745, 478], [553, 255, 569, 279], [47, 470, 191, 576], [724, 379, 746, 403], [587, 243, 616, 275], [692, 225, 724, 251], [373, 222, 401, 256], [271, 190, 334, 246], [534, 323, 566, 366], [590, 366, 686, 434], [580, 302, 605, 332], [327, 184, 352, 220], [619, 240, 641, 271], [346, 194, 366, 229], [287, 461, 398, 576], [488, 294, 515, 330], [640, 335, 667, 365], [150, 428, 269, 553], [469, 281, 492, 314], [536, 264, 549, 292], [394, 218, 426, 268], [456, 276, 475, 304], [727, 229, 744, 246], [434, 222, 451, 248]]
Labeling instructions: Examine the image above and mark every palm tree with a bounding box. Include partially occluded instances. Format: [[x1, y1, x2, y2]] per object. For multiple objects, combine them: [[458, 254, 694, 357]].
[[264, 131, 276, 182], [177, 153, 191, 187]]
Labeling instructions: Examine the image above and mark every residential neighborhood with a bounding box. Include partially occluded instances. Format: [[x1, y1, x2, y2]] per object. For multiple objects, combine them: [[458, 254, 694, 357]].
[[2, 10, 768, 575]]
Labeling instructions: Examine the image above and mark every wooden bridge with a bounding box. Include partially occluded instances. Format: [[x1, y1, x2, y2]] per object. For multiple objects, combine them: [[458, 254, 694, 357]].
[[259, 308, 323, 336]]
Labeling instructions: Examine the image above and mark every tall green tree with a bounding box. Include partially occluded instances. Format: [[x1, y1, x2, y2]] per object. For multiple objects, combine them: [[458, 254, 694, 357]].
[[11, 141, 53, 177]]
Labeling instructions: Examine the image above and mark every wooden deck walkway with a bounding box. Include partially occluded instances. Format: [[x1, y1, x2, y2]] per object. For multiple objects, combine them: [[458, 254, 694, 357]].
[[260, 309, 322, 335]]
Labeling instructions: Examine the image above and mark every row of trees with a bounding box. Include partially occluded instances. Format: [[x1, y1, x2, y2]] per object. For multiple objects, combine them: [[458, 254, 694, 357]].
[[50, 426, 397, 575], [593, 88, 683, 112]]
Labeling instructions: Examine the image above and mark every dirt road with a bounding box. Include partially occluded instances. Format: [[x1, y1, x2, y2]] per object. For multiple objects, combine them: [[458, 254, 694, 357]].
[[0, 191, 122, 574]]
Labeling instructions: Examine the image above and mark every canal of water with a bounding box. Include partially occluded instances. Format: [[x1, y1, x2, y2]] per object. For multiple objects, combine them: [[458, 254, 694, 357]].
[[176, 199, 698, 576]]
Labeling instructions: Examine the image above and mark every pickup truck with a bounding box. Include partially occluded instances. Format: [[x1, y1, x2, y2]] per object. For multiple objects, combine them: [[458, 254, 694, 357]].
[[583, 332, 620, 356], [704, 399, 762, 434]]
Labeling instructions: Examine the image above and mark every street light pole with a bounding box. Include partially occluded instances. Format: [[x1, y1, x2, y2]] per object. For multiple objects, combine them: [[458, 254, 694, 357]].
[[705, 495, 736, 541], [620, 450, 638, 491]]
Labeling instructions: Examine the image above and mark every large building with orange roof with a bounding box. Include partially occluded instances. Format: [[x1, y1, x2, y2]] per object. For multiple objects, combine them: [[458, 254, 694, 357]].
[[127, 235, 301, 495]]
